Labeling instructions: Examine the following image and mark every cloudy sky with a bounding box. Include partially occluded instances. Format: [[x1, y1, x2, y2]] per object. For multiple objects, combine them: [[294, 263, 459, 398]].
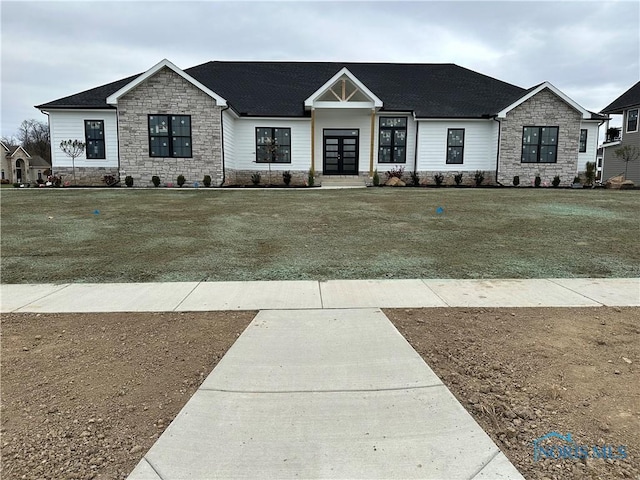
[[1, 0, 638, 139]]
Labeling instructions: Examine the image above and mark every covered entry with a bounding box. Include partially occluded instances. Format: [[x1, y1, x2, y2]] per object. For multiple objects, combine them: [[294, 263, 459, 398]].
[[323, 129, 359, 175]]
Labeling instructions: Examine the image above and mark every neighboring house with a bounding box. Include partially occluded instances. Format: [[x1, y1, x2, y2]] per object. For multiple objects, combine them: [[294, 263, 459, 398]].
[[600, 81, 640, 184], [1, 141, 51, 184], [36, 59, 604, 187]]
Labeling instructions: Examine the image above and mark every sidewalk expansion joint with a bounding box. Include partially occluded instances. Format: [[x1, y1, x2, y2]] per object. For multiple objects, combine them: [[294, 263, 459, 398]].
[[420, 279, 451, 306], [13, 283, 71, 312], [466, 448, 502, 479], [199, 384, 445, 394], [172, 280, 203, 311], [546, 279, 605, 306], [143, 457, 165, 480]]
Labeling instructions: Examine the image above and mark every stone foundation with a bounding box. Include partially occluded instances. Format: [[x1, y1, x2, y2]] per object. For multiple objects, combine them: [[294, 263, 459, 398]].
[[52, 167, 119, 186], [225, 169, 311, 186], [379, 170, 497, 186]]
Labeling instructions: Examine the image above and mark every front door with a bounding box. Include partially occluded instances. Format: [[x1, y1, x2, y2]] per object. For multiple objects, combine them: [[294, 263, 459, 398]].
[[323, 129, 359, 175]]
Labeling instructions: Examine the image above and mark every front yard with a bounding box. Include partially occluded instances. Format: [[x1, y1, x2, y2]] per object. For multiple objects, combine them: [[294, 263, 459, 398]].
[[1, 188, 638, 283]]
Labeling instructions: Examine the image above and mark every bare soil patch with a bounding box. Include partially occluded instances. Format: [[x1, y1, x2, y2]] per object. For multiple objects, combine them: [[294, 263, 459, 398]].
[[1, 311, 255, 480], [388, 307, 640, 479], [2, 308, 638, 480]]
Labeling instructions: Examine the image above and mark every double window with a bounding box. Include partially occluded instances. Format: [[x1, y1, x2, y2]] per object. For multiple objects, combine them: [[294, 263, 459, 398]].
[[446, 129, 465, 164], [378, 117, 407, 163], [148, 115, 192, 158], [627, 109, 638, 133], [522, 126, 558, 163], [85, 120, 105, 159], [579, 129, 588, 153], [255, 127, 291, 163]]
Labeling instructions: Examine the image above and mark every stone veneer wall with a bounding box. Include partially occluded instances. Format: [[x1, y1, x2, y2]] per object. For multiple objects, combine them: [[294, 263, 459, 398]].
[[498, 89, 582, 186], [117, 67, 223, 187], [52, 166, 119, 186], [225, 169, 310, 186]]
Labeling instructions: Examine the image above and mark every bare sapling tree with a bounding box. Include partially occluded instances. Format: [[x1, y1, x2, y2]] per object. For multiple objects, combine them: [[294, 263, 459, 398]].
[[614, 145, 639, 179], [59, 139, 85, 184]]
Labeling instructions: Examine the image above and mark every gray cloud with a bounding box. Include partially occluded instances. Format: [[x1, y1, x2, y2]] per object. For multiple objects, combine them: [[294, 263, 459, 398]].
[[2, 1, 638, 137]]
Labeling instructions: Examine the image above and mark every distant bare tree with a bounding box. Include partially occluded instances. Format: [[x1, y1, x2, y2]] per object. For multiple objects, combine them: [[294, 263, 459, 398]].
[[59, 139, 85, 184], [17, 119, 51, 161], [614, 145, 639, 179]]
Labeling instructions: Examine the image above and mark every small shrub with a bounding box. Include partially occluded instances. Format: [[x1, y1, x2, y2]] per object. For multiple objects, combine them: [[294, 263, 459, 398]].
[[585, 161, 596, 186], [552, 175, 561, 188], [47, 175, 62, 187], [372, 170, 380, 186], [534, 175, 541, 187], [308, 168, 315, 187], [573, 176, 581, 184], [474, 170, 484, 186], [433, 173, 444, 186], [0, 178, 10, 184], [103, 175, 117, 187], [13, 182, 20, 188], [283, 170, 292, 186], [203, 175, 212, 187], [454, 173, 463, 186], [385, 166, 405, 179], [177, 174, 186, 187], [409, 171, 420, 186], [125, 176, 134, 187], [151, 175, 161, 187], [251, 172, 261, 185], [513, 175, 520, 187]]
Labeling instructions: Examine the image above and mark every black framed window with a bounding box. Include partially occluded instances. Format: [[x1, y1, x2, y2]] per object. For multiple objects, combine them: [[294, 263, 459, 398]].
[[85, 120, 105, 159], [148, 115, 191, 158], [579, 129, 588, 153], [255, 127, 291, 163], [627, 109, 638, 133], [378, 117, 407, 163], [446, 128, 465, 164], [522, 126, 558, 163]]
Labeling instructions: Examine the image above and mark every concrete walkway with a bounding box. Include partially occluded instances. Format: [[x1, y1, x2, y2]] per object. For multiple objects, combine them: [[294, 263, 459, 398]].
[[128, 308, 524, 479], [1, 278, 638, 313]]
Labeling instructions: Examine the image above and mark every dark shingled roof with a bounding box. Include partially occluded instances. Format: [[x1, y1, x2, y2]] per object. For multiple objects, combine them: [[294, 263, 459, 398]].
[[600, 81, 640, 114], [38, 61, 532, 118]]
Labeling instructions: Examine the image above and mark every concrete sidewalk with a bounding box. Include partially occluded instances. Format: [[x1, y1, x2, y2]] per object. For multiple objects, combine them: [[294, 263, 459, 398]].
[[128, 308, 524, 479], [1, 278, 638, 313]]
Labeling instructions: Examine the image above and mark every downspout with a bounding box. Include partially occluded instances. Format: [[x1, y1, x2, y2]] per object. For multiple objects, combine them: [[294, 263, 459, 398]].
[[369, 108, 375, 176], [413, 113, 419, 173], [40, 109, 52, 175], [219, 105, 229, 187], [493, 116, 502, 185], [311, 108, 315, 173]]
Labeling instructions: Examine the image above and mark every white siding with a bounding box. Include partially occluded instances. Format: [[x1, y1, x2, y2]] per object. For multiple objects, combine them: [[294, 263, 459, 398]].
[[314, 109, 372, 173], [234, 118, 311, 171], [374, 114, 417, 172], [577, 121, 599, 171], [222, 110, 236, 168], [48, 110, 118, 169], [416, 120, 497, 171]]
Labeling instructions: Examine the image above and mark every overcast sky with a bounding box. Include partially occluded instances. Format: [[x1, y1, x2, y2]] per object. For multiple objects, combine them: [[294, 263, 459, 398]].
[[1, 0, 639, 139]]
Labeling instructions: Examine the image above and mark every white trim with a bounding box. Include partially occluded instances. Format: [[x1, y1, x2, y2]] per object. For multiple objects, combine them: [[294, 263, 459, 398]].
[[304, 67, 383, 109], [106, 59, 227, 106], [313, 101, 378, 109], [497, 81, 591, 119], [8, 145, 31, 158], [236, 116, 310, 122], [0, 141, 10, 152], [415, 118, 494, 122]]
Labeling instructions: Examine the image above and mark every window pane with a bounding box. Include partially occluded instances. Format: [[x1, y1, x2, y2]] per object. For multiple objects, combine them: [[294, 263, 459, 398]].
[[171, 116, 191, 137], [149, 116, 168, 136], [380, 117, 406, 128], [150, 136, 169, 157], [256, 128, 271, 145], [448, 129, 464, 147], [540, 145, 557, 163], [273, 128, 291, 146], [87, 140, 105, 159], [523, 127, 539, 145], [579, 129, 587, 152], [379, 130, 392, 146], [447, 146, 463, 164], [393, 146, 406, 162], [521, 145, 538, 163], [628, 109, 638, 131], [541, 127, 558, 145], [394, 129, 406, 146], [277, 147, 291, 163], [256, 145, 270, 163], [172, 137, 191, 157], [378, 146, 392, 163]]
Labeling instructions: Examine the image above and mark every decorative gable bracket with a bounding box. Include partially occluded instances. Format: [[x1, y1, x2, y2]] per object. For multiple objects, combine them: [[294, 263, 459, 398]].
[[304, 67, 383, 110]]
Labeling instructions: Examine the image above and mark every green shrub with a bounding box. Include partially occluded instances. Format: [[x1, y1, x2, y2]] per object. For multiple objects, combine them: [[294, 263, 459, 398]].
[[454, 173, 463, 186], [177, 174, 186, 187], [372, 170, 379, 186], [307, 168, 315, 187], [513, 175, 520, 187], [552, 175, 561, 188], [103, 175, 117, 187], [474, 170, 484, 186], [13, 182, 20, 188], [203, 175, 212, 187], [410, 171, 420, 186], [283, 170, 292, 186], [585, 161, 596, 185], [433, 173, 444, 186], [125, 176, 134, 187], [151, 175, 161, 187], [251, 172, 261, 185], [534, 175, 542, 187], [573, 176, 581, 184]]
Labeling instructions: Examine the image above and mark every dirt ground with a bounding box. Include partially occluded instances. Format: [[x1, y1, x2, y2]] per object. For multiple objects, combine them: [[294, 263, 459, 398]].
[[389, 307, 640, 480], [1, 307, 638, 480]]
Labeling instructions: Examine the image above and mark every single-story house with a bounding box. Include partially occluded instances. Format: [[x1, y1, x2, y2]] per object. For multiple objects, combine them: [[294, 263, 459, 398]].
[[36, 59, 605, 187], [600, 81, 640, 184], [1, 141, 51, 184]]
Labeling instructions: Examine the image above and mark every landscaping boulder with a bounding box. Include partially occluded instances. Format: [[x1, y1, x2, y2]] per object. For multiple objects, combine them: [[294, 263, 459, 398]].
[[386, 177, 406, 187], [605, 175, 634, 189]]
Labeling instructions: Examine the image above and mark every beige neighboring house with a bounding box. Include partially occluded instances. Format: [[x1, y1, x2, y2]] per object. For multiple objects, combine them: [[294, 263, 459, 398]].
[[600, 81, 640, 184], [1, 141, 51, 184]]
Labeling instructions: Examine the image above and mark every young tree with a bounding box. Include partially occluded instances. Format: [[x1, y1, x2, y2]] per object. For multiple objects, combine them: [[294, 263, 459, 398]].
[[258, 137, 280, 186], [59, 140, 85, 184], [614, 145, 639, 179]]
